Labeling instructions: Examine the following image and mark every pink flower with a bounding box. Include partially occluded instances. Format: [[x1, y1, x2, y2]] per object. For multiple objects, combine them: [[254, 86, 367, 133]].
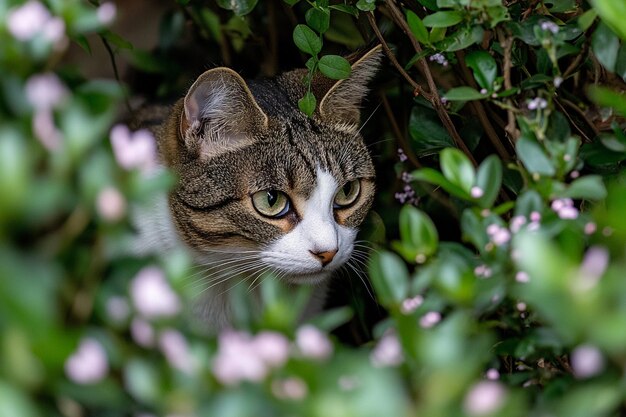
[[529, 211, 541, 222], [486, 368, 500, 380], [7, 1, 51, 41], [7, 1, 66, 46], [97, 2, 117, 25], [576, 246, 609, 290], [25, 73, 68, 111], [272, 377, 308, 400], [584, 222, 597, 235], [110, 124, 157, 173], [515, 271, 530, 283], [571, 345, 604, 379], [470, 186, 484, 198], [486, 224, 500, 236], [463, 381, 507, 416], [491, 228, 511, 246], [474, 265, 492, 279], [130, 266, 180, 319], [97, 186, 127, 222], [252, 331, 290, 367], [131, 318, 155, 347], [65, 338, 109, 384], [419, 311, 442, 328], [33, 110, 62, 151], [557, 206, 579, 219], [509, 215, 526, 233], [400, 295, 424, 314], [370, 331, 403, 367], [213, 330, 268, 385], [159, 329, 196, 374], [295, 325, 333, 360]]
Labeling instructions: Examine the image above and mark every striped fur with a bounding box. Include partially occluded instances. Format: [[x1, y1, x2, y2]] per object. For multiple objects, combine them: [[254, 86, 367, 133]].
[[140, 46, 382, 329]]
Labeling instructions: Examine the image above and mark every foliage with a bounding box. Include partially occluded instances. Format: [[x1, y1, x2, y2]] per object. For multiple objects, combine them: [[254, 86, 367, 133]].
[[2, 0, 626, 416]]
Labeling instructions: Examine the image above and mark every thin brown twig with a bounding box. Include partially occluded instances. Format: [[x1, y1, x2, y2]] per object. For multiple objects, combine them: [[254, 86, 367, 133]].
[[366, 12, 428, 99], [455, 49, 511, 161], [384, 0, 477, 166], [380, 92, 422, 169], [100, 36, 132, 114], [497, 27, 520, 143], [563, 40, 588, 79]]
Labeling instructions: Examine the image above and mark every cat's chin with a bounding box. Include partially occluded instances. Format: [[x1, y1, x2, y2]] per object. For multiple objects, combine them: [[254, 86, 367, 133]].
[[283, 271, 332, 285]]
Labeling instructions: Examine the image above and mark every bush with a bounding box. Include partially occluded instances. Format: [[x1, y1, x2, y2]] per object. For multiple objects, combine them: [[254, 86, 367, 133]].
[[2, 0, 626, 416]]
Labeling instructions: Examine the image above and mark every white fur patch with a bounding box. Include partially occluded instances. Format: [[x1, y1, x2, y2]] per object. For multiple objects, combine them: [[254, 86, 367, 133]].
[[262, 168, 356, 284]]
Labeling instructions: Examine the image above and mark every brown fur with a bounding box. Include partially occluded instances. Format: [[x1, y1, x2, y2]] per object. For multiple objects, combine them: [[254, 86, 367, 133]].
[[143, 46, 382, 258]]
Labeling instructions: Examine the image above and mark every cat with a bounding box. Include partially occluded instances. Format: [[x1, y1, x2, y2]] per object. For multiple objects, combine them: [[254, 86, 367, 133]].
[[133, 46, 382, 329]]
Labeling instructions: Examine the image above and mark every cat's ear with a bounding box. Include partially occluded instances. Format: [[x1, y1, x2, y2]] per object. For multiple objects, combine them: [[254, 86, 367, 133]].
[[318, 45, 383, 127], [180, 68, 268, 157]]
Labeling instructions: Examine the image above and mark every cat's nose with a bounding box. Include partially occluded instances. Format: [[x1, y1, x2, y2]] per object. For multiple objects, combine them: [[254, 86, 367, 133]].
[[310, 249, 338, 267]]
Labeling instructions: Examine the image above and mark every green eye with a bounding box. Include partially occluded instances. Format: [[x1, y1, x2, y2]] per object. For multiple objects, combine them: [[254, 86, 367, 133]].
[[334, 180, 361, 208], [252, 190, 290, 217]]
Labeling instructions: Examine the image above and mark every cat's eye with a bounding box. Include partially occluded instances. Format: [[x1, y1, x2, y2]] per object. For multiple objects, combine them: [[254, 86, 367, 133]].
[[252, 190, 290, 218], [334, 179, 361, 208]]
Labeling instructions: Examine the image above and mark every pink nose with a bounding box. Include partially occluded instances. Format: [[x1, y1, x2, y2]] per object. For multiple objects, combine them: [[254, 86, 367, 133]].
[[310, 249, 338, 267]]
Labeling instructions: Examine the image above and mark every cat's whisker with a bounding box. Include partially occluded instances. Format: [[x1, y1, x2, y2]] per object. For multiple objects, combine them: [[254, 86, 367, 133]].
[[345, 259, 376, 302], [219, 264, 271, 298], [185, 257, 259, 283], [247, 267, 276, 293], [353, 103, 381, 138], [200, 261, 263, 285], [188, 260, 263, 294], [247, 267, 270, 293]]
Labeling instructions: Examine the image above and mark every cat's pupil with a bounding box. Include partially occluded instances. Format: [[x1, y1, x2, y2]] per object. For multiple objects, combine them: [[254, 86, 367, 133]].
[[267, 190, 278, 206], [342, 183, 352, 196]]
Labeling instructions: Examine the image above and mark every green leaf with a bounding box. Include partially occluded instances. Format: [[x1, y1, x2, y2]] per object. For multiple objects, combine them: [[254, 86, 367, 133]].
[[324, 12, 365, 48], [293, 24, 322, 55], [356, 0, 377, 11], [588, 86, 626, 117], [514, 190, 544, 217], [417, 0, 439, 11], [216, 0, 258, 16], [547, 0, 577, 12], [590, 0, 626, 40], [318, 55, 352, 80], [443, 86, 487, 101], [422, 11, 464, 28], [309, 306, 353, 331], [465, 51, 498, 91], [101, 30, 133, 50], [439, 25, 484, 51], [305, 7, 330, 33], [578, 9, 597, 31], [440, 147, 476, 193], [0, 381, 38, 417], [408, 107, 454, 155], [329, 5, 359, 17], [407, 10, 430, 45], [298, 91, 316, 116], [411, 168, 470, 199], [475, 155, 502, 208], [516, 136, 556, 176], [283, 0, 300, 5], [368, 251, 409, 306], [429, 27, 448, 43], [562, 175, 607, 200], [592, 23, 620, 72], [398, 205, 439, 260]]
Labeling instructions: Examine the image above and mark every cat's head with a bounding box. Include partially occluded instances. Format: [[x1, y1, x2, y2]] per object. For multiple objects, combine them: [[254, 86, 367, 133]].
[[161, 47, 382, 285]]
